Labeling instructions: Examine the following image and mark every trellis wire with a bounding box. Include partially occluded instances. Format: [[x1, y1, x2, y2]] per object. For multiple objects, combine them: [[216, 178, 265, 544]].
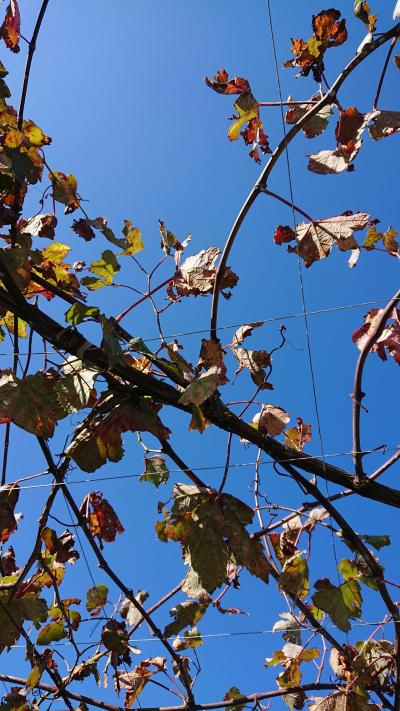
[[7, 445, 399, 490]]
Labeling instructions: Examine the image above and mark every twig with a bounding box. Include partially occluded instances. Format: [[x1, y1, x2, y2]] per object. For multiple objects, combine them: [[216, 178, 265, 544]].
[[38, 438, 195, 707], [210, 23, 400, 339], [18, 0, 51, 128], [0, 675, 343, 711], [373, 36, 399, 110], [352, 288, 400, 478], [116, 276, 173, 323]]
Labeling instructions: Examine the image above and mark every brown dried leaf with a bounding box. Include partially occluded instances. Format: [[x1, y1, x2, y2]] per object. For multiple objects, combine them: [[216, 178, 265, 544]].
[[368, 109, 400, 140], [285, 98, 333, 138], [254, 405, 290, 436]]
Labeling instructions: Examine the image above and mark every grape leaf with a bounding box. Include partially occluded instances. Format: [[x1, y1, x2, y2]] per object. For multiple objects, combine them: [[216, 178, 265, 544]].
[[86, 584, 108, 616], [140, 455, 169, 487], [312, 578, 362, 632], [0, 1, 20, 53], [284, 9, 347, 82]]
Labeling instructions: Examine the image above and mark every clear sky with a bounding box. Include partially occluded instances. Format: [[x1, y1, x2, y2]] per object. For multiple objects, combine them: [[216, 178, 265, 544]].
[[1, 2, 400, 709]]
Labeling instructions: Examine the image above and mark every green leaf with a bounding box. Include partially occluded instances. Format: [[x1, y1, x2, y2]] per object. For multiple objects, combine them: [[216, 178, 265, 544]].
[[121, 219, 144, 255], [164, 599, 209, 637], [49, 171, 80, 213], [338, 557, 378, 591], [338, 530, 391, 552], [279, 555, 309, 599], [67, 393, 170, 472], [65, 303, 100, 326], [312, 578, 362, 632], [172, 626, 203, 651], [179, 366, 228, 406], [86, 584, 108, 616], [26, 664, 43, 690], [37, 620, 66, 645], [158, 484, 270, 594], [224, 687, 246, 711], [140, 455, 169, 487], [82, 249, 120, 290], [361, 534, 390, 550]]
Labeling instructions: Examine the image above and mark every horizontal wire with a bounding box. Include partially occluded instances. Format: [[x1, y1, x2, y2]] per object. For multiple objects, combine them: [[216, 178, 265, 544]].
[[8, 619, 393, 650], [0, 297, 391, 354], [10, 446, 400, 491]]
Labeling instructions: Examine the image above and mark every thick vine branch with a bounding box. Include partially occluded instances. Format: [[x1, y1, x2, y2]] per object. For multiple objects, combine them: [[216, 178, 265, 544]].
[[1, 270, 400, 510]]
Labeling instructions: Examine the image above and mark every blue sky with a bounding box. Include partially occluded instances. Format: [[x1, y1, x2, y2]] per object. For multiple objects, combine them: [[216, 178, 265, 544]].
[[1, 1, 400, 709]]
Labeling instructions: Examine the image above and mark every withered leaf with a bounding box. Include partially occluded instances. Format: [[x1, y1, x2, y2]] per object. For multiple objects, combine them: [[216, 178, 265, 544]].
[[352, 308, 400, 365], [0, 483, 19, 542], [179, 365, 228, 406], [285, 417, 312, 451], [205, 70, 270, 162], [20, 213, 57, 239], [231, 321, 263, 347], [0, 1, 20, 53], [116, 658, 166, 707], [368, 109, 400, 140], [275, 211, 374, 267], [233, 347, 271, 389], [170, 246, 238, 299], [49, 171, 80, 213], [157, 484, 270, 593], [307, 148, 354, 174], [83, 492, 124, 547], [285, 98, 333, 138], [67, 393, 170, 472], [284, 10, 347, 82], [254, 404, 290, 436]]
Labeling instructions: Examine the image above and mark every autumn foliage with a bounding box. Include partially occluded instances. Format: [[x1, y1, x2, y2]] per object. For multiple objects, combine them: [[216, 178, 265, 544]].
[[0, 3, 399, 711]]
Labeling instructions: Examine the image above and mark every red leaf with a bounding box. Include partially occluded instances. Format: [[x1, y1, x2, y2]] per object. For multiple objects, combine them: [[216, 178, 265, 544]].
[[274, 225, 296, 245], [0, 0, 20, 53], [205, 70, 250, 95], [84, 492, 124, 547]]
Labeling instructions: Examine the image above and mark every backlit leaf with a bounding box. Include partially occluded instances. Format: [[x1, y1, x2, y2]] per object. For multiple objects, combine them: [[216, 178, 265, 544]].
[[49, 171, 80, 213], [67, 393, 170, 472], [37, 621, 66, 645], [0, 1, 20, 52], [65, 302, 100, 326], [140, 455, 169, 487], [164, 599, 209, 637], [284, 10, 347, 82], [86, 584, 108, 616], [83, 491, 124, 547], [312, 578, 362, 632]]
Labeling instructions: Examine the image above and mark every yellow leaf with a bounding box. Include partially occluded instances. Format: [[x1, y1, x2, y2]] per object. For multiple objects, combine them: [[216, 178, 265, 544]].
[[228, 101, 258, 142], [123, 220, 144, 256], [23, 120, 51, 147], [42, 242, 71, 263], [307, 37, 322, 57], [1, 312, 27, 338]]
